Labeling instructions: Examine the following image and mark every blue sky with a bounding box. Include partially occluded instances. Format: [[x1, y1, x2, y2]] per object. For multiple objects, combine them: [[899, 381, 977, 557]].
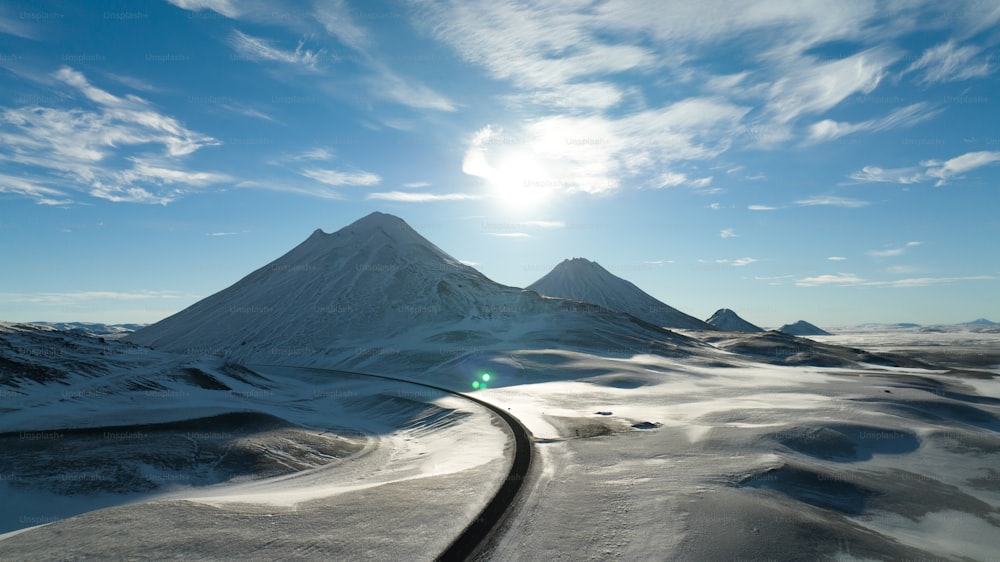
[[1, 0, 998, 327]]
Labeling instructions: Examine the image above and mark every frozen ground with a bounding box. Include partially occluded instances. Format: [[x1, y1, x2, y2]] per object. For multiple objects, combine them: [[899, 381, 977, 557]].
[[0, 326, 511, 560], [467, 342, 1000, 561], [3, 323, 999, 560]]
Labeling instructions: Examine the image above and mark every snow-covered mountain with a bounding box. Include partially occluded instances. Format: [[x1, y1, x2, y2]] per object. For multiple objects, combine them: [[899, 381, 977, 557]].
[[127, 213, 700, 371], [526, 258, 715, 330], [705, 308, 763, 333], [777, 320, 832, 336]]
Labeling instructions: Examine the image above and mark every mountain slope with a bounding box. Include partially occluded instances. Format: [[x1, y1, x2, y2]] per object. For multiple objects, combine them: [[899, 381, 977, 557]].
[[706, 309, 764, 332], [778, 320, 832, 336], [526, 258, 714, 330], [127, 213, 700, 371]]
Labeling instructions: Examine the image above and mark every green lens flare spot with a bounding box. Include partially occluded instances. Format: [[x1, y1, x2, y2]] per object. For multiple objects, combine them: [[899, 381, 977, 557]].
[[481, 373, 491, 382], [472, 380, 480, 389]]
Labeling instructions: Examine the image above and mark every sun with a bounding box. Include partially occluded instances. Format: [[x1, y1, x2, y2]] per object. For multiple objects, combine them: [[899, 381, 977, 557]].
[[487, 151, 554, 209]]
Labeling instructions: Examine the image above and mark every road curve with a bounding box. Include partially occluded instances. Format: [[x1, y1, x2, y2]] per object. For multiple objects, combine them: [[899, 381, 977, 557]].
[[256, 365, 533, 562]]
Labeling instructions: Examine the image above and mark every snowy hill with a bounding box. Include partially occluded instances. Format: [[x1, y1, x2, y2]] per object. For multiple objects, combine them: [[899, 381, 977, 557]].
[[777, 320, 832, 336], [526, 258, 714, 330], [28, 322, 144, 339], [705, 308, 763, 333], [127, 213, 700, 370]]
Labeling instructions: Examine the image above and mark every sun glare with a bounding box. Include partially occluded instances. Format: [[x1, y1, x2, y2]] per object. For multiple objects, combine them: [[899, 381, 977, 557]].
[[488, 151, 553, 209]]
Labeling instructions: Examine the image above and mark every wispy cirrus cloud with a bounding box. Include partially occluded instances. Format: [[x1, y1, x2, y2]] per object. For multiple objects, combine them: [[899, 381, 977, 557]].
[[807, 102, 941, 143], [796, 273, 866, 286], [794, 196, 870, 208], [748, 204, 777, 211], [720, 228, 738, 239], [797, 273, 994, 288], [851, 151, 1000, 186], [868, 241, 921, 258], [165, 0, 241, 18], [366, 191, 481, 202], [715, 257, 758, 267], [230, 30, 322, 69], [301, 168, 381, 186], [313, 2, 455, 111], [903, 41, 992, 85], [0, 67, 226, 204]]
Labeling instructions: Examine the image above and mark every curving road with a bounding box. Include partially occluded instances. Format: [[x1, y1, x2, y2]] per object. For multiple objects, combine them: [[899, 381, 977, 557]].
[[258, 365, 534, 562]]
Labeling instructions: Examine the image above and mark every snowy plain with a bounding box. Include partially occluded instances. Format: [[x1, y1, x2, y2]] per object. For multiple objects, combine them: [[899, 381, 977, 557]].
[[3, 323, 999, 560]]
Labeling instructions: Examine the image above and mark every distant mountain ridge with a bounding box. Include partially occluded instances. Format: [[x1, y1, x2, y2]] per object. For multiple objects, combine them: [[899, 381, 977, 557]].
[[526, 258, 714, 330], [127, 213, 701, 370], [29, 322, 145, 339]]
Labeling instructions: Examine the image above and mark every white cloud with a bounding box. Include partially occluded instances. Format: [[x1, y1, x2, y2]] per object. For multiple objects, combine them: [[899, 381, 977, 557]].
[[849, 165, 924, 184], [403, 181, 431, 188], [230, 30, 321, 69], [0, 173, 72, 206], [313, 0, 370, 52], [796, 271, 993, 288], [0, 13, 37, 39], [165, 0, 240, 18], [295, 148, 334, 161], [904, 41, 991, 85], [767, 47, 899, 124], [0, 67, 224, 204], [366, 191, 480, 202], [523, 220, 565, 228], [868, 248, 905, 257], [716, 257, 758, 267], [794, 196, 869, 208], [235, 179, 343, 200], [720, 228, 738, 239], [796, 273, 865, 286], [851, 151, 1000, 186], [807, 102, 941, 142], [827, 256, 847, 261], [491, 232, 530, 238], [923, 151, 1000, 186], [748, 204, 777, 211], [868, 242, 920, 258], [302, 168, 381, 186], [312, 3, 456, 112]]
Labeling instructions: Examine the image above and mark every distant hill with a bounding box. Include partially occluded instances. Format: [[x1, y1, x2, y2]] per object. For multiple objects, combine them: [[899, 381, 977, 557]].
[[960, 318, 999, 327], [777, 320, 832, 336], [527, 257, 715, 330], [705, 309, 763, 333], [29, 322, 145, 339]]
